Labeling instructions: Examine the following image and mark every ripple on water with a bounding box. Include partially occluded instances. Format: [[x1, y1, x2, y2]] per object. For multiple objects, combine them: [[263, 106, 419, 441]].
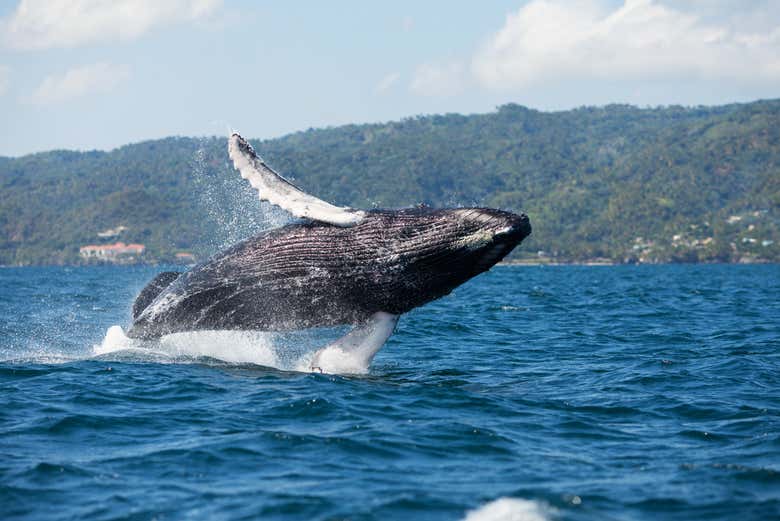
[[1, 265, 779, 520]]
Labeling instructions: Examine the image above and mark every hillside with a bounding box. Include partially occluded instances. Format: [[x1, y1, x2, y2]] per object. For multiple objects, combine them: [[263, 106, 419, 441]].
[[1, 100, 778, 265]]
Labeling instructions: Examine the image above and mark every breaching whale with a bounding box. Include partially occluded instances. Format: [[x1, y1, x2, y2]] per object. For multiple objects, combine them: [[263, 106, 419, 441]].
[[127, 133, 531, 373]]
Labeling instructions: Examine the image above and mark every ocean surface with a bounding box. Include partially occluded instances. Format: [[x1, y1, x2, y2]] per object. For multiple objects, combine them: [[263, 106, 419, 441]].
[[1, 264, 778, 520]]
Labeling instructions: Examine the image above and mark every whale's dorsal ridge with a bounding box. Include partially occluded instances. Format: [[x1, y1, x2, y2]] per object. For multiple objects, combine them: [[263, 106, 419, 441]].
[[228, 132, 365, 227]]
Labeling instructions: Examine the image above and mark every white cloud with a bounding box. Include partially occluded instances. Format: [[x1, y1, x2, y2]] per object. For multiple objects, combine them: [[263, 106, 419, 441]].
[[410, 62, 466, 97], [0, 65, 9, 96], [26, 62, 130, 105], [375, 72, 400, 94], [472, 0, 780, 89], [2, 0, 222, 50]]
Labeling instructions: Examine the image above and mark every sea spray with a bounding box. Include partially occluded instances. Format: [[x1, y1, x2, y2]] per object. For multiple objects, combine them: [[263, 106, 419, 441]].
[[190, 140, 290, 257], [462, 498, 556, 521], [94, 324, 352, 372]]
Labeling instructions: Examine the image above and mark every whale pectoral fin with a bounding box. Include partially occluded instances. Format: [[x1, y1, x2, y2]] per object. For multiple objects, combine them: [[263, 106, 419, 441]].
[[309, 312, 399, 374], [228, 132, 365, 227]]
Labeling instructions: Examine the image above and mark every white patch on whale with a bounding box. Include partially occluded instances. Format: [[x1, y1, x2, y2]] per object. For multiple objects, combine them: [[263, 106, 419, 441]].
[[309, 312, 399, 374]]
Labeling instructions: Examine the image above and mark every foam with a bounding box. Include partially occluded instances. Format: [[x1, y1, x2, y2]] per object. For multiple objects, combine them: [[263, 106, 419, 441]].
[[462, 498, 555, 521], [93, 325, 359, 374]]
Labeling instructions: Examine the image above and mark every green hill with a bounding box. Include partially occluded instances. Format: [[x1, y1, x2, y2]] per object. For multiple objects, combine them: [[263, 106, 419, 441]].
[[1, 100, 778, 265]]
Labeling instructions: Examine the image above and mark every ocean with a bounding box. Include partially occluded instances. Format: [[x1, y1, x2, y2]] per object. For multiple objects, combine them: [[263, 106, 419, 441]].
[[1, 264, 778, 520]]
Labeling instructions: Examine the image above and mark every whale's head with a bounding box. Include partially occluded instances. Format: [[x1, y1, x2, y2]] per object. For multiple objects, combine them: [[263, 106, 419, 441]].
[[369, 207, 531, 312], [445, 207, 532, 271]]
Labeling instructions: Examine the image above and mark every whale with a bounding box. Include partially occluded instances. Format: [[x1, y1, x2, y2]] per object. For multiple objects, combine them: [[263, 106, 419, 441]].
[[127, 133, 531, 373]]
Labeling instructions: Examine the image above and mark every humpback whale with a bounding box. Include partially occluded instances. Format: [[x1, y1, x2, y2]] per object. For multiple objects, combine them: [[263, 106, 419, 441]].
[[127, 133, 531, 373]]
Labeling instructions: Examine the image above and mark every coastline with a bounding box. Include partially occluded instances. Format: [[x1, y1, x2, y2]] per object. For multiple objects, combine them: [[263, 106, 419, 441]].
[[2, 259, 777, 268], [501, 257, 777, 267]]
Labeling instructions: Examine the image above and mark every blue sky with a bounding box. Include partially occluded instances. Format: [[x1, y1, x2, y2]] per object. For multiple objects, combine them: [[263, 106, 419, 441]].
[[0, 0, 778, 156]]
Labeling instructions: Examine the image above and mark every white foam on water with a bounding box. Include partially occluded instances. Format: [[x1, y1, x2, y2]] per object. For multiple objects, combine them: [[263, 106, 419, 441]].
[[94, 325, 135, 355], [95, 325, 284, 368], [0, 348, 76, 365], [463, 498, 555, 521], [159, 330, 278, 366], [93, 325, 357, 374]]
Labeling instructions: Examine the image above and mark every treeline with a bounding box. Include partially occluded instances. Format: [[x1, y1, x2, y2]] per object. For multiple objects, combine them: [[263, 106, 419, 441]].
[[1, 99, 778, 265]]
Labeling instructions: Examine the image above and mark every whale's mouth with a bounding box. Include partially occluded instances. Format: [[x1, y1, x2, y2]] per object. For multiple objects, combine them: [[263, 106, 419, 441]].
[[474, 213, 531, 270], [478, 243, 509, 270]]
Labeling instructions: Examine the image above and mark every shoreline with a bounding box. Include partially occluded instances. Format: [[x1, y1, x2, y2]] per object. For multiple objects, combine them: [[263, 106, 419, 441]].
[[501, 258, 777, 267], [2, 260, 777, 268]]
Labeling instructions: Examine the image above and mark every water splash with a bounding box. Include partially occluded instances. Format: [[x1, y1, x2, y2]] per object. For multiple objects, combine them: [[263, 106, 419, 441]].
[[93, 324, 364, 374], [190, 140, 291, 256], [88, 142, 359, 374], [463, 498, 555, 521]]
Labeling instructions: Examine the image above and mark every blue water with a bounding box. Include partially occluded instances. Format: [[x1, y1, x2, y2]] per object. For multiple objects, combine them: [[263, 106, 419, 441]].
[[1, 265, 778, 520]]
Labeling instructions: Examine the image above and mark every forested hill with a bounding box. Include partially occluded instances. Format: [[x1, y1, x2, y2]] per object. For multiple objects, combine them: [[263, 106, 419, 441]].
[[1, 99, 779, 265]]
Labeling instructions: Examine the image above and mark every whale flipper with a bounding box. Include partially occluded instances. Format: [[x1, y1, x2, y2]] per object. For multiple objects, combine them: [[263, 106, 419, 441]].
[[228, 132, 365, 227], [309, 312, 399, 374]]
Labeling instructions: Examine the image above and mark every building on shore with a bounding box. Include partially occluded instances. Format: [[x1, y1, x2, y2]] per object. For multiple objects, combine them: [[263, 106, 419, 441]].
[[79, 242, 145, 263], [97, 225, 129, 239], [175, 252, 196, 264]]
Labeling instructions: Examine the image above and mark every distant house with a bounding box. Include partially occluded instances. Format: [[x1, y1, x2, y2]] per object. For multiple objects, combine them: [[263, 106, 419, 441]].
[[175, 252, 196, 264], [97, 225, 129, 238], [80, 242, 145, 262]]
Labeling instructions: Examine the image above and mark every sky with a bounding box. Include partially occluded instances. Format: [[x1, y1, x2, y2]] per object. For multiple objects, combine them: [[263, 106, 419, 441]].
[[0, 0, 778, 156]]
